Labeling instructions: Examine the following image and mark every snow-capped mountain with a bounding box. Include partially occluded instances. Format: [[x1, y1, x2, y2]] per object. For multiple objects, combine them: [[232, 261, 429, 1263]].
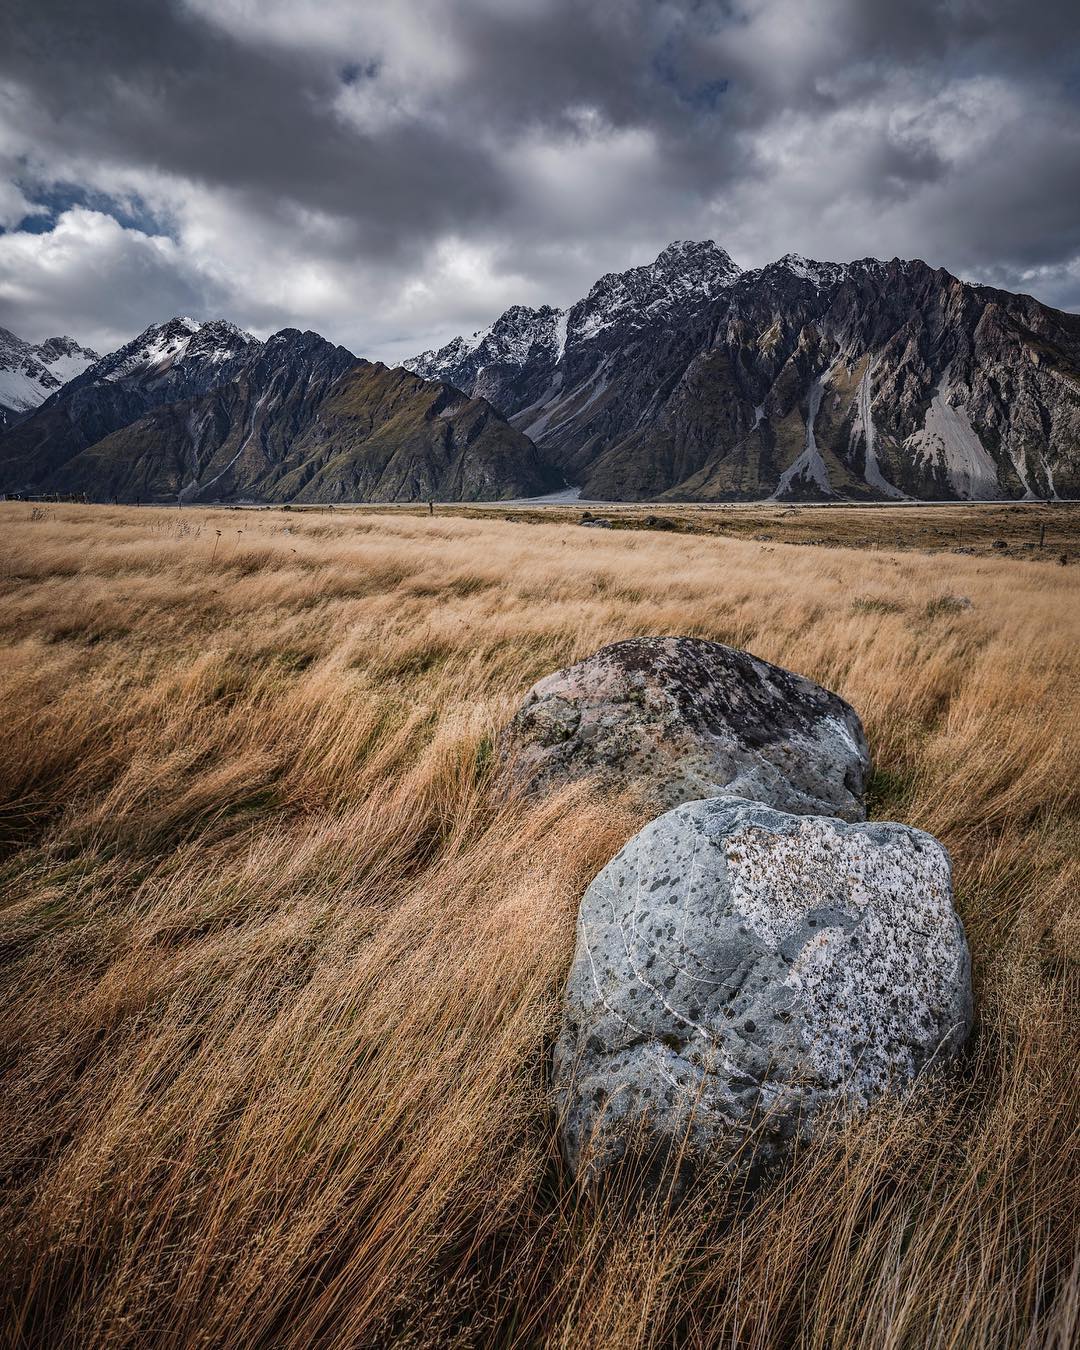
[[5, 245, 1079, 504], [0, 328, 99, 427], [87, 316, 260, 385], [0, 322, 556, 504], [0, 317, 263, 488], [406, 240, 741, 418], [408, 304, 565, 407], [405, 243, 1080, 501]]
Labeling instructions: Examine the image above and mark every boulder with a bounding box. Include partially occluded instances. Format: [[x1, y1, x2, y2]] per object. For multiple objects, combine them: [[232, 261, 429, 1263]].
[[553, 796, 972, 1186], [502, 637, 870, 820]]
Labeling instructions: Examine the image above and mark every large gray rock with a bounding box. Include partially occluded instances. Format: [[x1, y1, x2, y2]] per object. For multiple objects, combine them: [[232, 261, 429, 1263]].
[[502, 637, 870, 820], [554, 797, 972, 1185]]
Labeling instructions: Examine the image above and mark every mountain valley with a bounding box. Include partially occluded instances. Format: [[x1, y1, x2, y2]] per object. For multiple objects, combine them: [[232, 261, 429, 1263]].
[[3, 242, 1078, 503]]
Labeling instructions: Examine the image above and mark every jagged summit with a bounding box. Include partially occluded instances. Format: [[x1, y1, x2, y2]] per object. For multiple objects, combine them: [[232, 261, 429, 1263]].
[[0, 326, 99, 426], [35, 335, 98, 369], [259, 326, 357, 357], [404, 239, 742, 406], [88, 316, 260, 385], [587, 237, 740, 287], [402, 240, 1080, 503], [656, 238, 725, 260], [771, 253, 849, 284], [570, 239, 741, 340]]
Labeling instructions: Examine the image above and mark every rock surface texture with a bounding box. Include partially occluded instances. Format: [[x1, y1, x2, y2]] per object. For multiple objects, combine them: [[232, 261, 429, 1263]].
[[502, 637, 870, 820], [554, 797, 972, 1184]]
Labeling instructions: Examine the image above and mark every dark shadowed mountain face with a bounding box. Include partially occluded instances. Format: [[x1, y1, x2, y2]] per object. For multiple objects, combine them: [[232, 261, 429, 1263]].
[[267, 364, 559, 504], [407, 245, 1080, 501], [0, 320, 558, 503], [0, 317, 262, 489], [49, 329, 358, 504]]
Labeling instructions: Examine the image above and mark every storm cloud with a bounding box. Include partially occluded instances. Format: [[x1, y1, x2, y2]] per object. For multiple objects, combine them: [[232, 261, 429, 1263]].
[[1, 0, 1078, 361]]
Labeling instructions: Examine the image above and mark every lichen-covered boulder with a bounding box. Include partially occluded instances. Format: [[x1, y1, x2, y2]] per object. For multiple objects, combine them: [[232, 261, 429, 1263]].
[[554, 797, 972, 1186], [501, 637, 870, 820]]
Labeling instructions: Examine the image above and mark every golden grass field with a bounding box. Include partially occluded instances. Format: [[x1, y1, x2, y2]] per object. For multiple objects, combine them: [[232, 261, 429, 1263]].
[[1, 502, 1077, 1349]]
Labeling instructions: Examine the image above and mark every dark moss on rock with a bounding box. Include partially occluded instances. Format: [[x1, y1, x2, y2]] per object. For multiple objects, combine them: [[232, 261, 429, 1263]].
[[501, 636, 870, 819]]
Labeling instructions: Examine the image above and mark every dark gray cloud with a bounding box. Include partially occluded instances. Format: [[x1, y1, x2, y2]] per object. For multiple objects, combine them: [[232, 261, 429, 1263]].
[[0, 0, 1077, 360]]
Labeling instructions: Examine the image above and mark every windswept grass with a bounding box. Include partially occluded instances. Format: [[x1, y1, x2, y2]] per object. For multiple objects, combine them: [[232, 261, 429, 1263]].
[[0, 503, 1077, 1349]]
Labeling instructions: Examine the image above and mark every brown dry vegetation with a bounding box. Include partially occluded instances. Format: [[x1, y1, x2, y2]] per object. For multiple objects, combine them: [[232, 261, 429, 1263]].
[[0, 502, 1077, 1350], [387, 498, 1080, 560]]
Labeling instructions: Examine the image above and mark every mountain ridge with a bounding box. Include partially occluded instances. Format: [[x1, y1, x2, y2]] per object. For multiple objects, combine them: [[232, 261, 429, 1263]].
[[406, 244, 1080, 501], [3, 241, 1078, 502], [0, 319, 557, 503], [0, 317, 261, 490]]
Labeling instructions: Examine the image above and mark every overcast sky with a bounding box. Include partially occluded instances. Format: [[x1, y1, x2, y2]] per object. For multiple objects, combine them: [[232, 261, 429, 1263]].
[[1, 0, 1078, 364]]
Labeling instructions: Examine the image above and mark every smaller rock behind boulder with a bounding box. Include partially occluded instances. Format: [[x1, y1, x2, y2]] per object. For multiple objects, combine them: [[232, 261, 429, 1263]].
[[501, 636, 870, 820]]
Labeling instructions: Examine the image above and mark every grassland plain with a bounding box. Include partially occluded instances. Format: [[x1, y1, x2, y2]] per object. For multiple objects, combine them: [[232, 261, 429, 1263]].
[[379, 499, 1080, 559], [0, 502, 1077, 1349]]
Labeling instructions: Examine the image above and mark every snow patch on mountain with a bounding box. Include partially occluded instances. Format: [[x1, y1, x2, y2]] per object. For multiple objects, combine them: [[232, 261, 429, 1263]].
[[574, 308, 613, 343], [36, 337, 99, 385], [552, 309, 570, 362], [99, 318, 199, 383], [405, 332, 482, 380], [0, 357, 58, 417], [94, 318, 259, 385], [774, 253, 850, 287], [405, 305, 567, 388], [0, 327, 99, 420]]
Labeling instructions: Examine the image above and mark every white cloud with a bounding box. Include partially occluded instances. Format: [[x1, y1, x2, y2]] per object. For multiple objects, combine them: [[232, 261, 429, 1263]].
[[0, 0, 1076, 360], [0, 207, 211, 349]]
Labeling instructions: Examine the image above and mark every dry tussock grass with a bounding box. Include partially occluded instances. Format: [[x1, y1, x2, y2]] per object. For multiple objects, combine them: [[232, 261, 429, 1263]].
[[377, 499, 1080, 560], [0, 503, 1077, 1349]]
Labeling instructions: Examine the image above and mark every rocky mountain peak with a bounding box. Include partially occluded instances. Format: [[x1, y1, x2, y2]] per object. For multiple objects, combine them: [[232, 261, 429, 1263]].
[[404, 239, 745, 406], [35, 335, 98, 364], [88, 316, 260, 385], [749, 253, 854, 291], [574, 238, 741, 334], [188, 317, 258, 346], [486, 305, 564, 360], [247, 328, 359, 386], [0, 325, 100, 426], [404, 242, 1080, 503], [654, 237, 741, 275]]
